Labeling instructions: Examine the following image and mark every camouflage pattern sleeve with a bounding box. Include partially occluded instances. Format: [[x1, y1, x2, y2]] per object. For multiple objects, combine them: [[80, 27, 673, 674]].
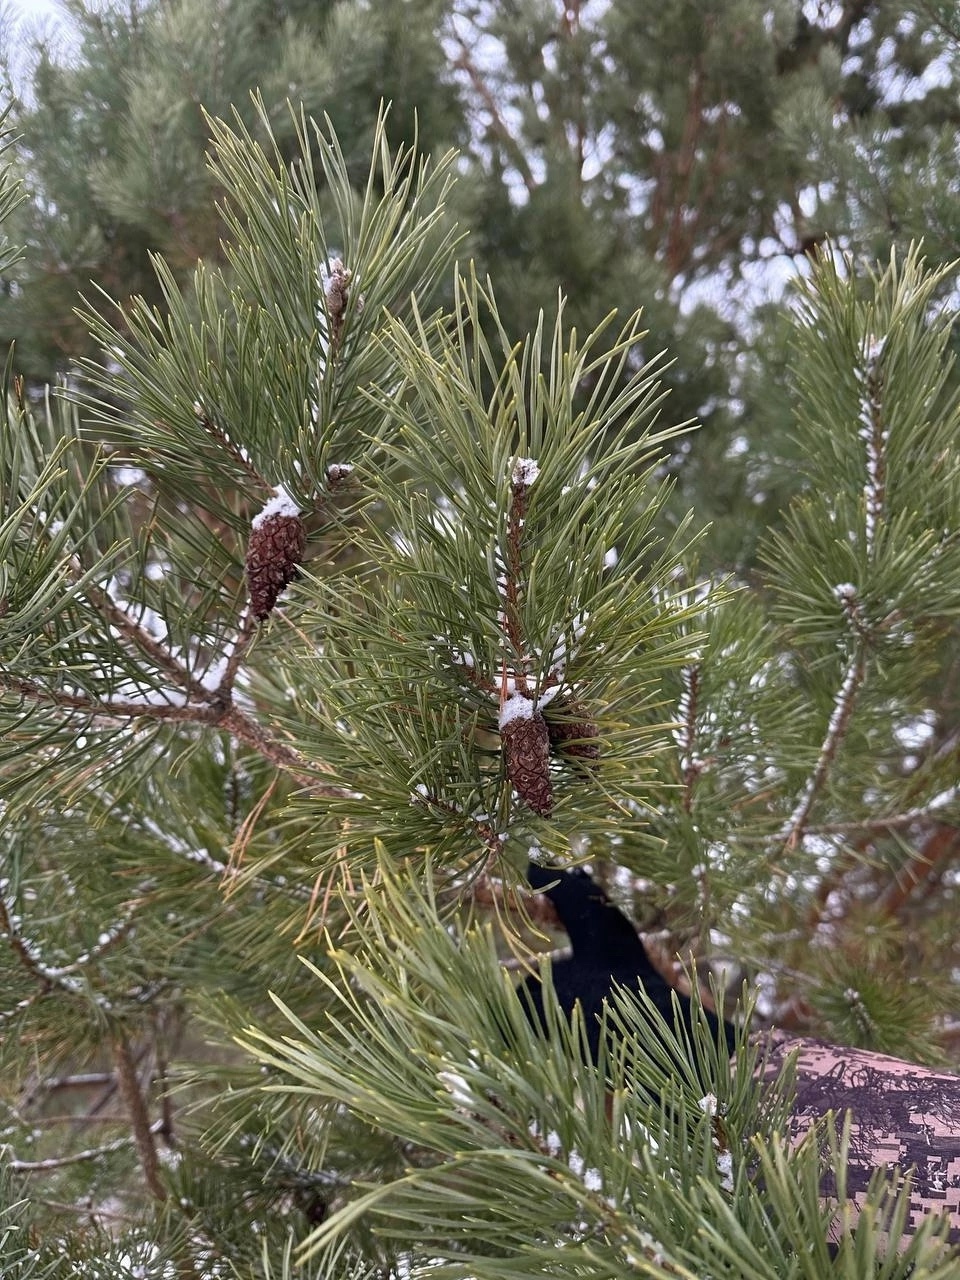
[[757, 1031, 960, 1247]]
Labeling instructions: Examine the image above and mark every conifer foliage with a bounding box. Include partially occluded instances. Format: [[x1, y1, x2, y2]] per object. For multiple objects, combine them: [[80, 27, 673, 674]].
[[1, 97, 959, 1278]]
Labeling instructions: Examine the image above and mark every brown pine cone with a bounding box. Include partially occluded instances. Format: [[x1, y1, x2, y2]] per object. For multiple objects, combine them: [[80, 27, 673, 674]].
[[546, 697, 600, 760], [501, 699, 553, 816], [246, 511, 306, 621]]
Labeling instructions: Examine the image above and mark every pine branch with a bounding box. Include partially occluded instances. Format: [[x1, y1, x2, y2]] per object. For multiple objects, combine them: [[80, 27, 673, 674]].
[[0, 886, 123, 1004], [877, 824, 960, 919], [778, 640, 866, 850], [111, 1030, 165, 1203], [5, 1122, 165, 1174]]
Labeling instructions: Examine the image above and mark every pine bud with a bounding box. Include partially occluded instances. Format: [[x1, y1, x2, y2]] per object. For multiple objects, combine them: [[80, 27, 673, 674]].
[[246, 492, 306, 621], [500, 694, 553, 816], [323, 259, 354, 354]]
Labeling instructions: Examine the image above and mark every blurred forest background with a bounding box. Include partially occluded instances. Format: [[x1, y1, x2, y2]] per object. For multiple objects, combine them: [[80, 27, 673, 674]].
[[5, 0, 960, 563]]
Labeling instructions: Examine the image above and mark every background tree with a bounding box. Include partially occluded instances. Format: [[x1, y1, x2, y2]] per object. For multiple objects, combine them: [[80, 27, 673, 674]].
[[5, 0, 960, 560], [0, 0, 463, 379]]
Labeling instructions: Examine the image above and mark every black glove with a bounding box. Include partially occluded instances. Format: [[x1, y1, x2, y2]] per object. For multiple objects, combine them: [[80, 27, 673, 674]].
[[520, 861, 736, 1065]]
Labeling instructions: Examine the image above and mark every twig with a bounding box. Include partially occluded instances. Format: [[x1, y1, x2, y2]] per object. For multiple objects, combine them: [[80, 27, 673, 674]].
[[212, 605, 258, 700], [779, 650, 864, 850], [0, 891, 115, 1006], [500, 945, 570, 972], [4, 675, 224, 722], [857, 336, 887, 558], [18, 1112, 135, 1127], [804, 791, 960, 834], [36, 1198, 138, 1224], [409, 787, 506, 861], [5, 675, 351, 798], [82, 578, 212, 704], [469, 874, 562, 931], [499, 465, 532, 684], [30, 1071, 114, 1093], [225, 774, 279, 883], [4, 1119, 163, 1172], [195, 410, 272, 493], [0, 891, 51, 987], [877, 824, 960, 919], [676, 660, 703, 809], [447, 28, 536, 197], [35, 911, 137, 979], [112, 1030, 166, 1202], [219, 704, 347, 795]]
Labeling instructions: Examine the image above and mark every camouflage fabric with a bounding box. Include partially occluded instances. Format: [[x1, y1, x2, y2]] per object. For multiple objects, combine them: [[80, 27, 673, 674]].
[[759, 1031, 960, 1245]]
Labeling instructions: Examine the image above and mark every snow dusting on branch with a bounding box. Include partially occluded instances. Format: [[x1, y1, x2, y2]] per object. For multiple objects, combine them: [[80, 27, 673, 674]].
[[779, 620, 865, 851], [857, 334, 887, 558], [675, 656, 704, 809]]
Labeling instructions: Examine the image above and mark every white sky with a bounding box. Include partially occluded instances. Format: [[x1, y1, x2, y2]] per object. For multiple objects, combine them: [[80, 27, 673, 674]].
[[3, 0, 79, 83], [5, 0, 73, 37]]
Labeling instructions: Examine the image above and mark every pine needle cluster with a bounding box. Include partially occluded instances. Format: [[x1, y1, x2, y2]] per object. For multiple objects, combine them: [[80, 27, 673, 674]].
[[1, 102, 958, 1275]]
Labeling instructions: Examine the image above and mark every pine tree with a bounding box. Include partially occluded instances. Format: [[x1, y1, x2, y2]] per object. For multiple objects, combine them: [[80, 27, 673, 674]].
[[2, 90, 960, 1276], [444, 0, 960, 559], [7, 0, 960, 585], [0, 0, 464, 382]]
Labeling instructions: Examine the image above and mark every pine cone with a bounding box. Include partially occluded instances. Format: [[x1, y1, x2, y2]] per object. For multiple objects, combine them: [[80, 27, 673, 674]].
[[501, 704, 553, 817], [547, 697, 600, 760], [246, 512, 306, 621]]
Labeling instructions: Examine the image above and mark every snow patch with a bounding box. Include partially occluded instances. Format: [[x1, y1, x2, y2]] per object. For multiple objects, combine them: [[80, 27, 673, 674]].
[[499, 693, 536, 728], [511, 456, 540, 487], [251, 484, 300, 529]]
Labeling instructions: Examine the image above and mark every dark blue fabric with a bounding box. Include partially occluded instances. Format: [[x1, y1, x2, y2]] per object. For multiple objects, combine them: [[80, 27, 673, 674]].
[[520, 861, 736, 1064]]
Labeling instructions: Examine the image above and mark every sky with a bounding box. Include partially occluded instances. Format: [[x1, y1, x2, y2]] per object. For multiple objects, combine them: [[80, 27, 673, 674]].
[[6, 0, 71, 37], [4, 0, 79, 82]]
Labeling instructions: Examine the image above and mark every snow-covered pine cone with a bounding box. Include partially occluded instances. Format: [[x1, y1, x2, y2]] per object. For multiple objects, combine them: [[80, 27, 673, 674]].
[[246, 511, 306, 621], [501, 699, 553, 816]]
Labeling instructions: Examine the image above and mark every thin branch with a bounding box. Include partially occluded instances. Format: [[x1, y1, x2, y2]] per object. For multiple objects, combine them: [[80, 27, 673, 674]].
[[4, 675, 224, 721], [666, 66, 704, 274], [5, 1119, 164, 1172], [779, 649, 864, 849], [857, 336, 887, 558], [0, 891, 52, 987], [0, 994, 38, 1024], [0, 891, 117, 1008], [447, 32, 536, 197], [409, 788, 506, 861], [112, 1030, 166, 1202], [35, 1198, 138, 1225], [499, 466, 532, 685], [5, 674, 351, 797], [779, 587, 869, 850], [499, 945, 570, 972], [195, 410, 272, 492], [877, 824, 960, 919], [87, 583, 205, 697], [675, 660, 703, 810], [211, 604, 257, 699], [36, 911, 137, 979], [469, 874, 562, 931], [218, 704, 348, 796], [19, 1112, 136, 1127], [42, 1071, 115, 1090], [805, 789, 960, 834]]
